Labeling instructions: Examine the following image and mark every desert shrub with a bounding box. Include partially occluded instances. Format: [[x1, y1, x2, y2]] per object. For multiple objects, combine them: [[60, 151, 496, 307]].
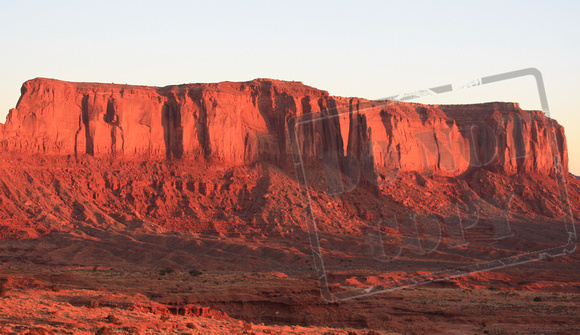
[[160, 314, 170, 321], [25, 327, 52, 335], [50, 284, 61, 292], [0, 284, 7, 297], [106, 314, 121, 325], [189, 269, 203, 277], [533, 296, 543, 302], [122, 327, 140, 334], [242, 321, 253, 331], [159, 267, 175, 276], [87, 300, 100, 308], [95, 327, 113, 335]]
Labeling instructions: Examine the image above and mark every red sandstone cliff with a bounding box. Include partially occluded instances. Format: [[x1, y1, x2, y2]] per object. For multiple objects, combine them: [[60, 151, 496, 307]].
[[0, 78, 577, 270], [0, 78, 569, 176]]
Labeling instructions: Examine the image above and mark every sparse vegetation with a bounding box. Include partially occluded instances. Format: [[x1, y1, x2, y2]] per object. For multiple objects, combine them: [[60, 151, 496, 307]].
[[242, 321, 253, 331], [105, 314, 121, 325], [121, 327, 140, 334], [95, 326, 113, 335], [189, 269, 203, 277], [159, 267, 175, 276], [533, 296, 543, 302], [160, 314, 171, 321], [87, 300, 100, 308], [50, 284, 61, 292], [0, 284, 7, 297], [27, 328, 51, 335]]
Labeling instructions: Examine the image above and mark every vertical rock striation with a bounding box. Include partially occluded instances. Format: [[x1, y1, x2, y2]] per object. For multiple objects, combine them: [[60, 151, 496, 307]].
[[0, 78, 568, 176]]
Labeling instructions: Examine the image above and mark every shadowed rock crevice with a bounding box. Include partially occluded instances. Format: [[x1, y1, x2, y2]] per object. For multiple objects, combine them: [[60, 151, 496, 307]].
[[162, 100, 184, 160], [105, 98, 124, 156], [81, 95, 93, 156], [187, 89, 211, 160]]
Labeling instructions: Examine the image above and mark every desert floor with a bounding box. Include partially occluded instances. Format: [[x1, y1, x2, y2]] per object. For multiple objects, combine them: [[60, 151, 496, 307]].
[[1, 250, 579, 335]]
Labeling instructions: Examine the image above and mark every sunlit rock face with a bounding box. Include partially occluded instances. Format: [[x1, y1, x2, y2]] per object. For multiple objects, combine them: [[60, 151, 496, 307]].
[[0, 77, 567, 176]]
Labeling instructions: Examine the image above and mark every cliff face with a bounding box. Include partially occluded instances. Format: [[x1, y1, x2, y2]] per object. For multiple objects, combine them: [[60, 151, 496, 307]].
[[0, 78, 577, 268], [0, 78, 568, 176], [0, 78, 327, 165]]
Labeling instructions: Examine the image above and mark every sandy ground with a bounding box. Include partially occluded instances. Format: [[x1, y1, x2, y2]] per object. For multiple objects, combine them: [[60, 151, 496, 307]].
[[0, 289, 372, 334], [1, 262, 579, 335]]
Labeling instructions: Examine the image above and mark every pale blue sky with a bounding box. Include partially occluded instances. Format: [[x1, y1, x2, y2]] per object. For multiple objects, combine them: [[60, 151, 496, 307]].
[[1, 1, 579, 173]]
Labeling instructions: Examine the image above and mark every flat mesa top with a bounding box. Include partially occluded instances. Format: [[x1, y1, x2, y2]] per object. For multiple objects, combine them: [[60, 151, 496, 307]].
[[24, 77, 326, 95], [22, 78, 535, 116]]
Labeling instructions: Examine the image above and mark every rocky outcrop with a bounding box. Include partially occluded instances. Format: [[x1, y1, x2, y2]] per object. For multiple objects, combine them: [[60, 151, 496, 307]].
[[0, 78, 325, 165], [0, 78, 568, 176]]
